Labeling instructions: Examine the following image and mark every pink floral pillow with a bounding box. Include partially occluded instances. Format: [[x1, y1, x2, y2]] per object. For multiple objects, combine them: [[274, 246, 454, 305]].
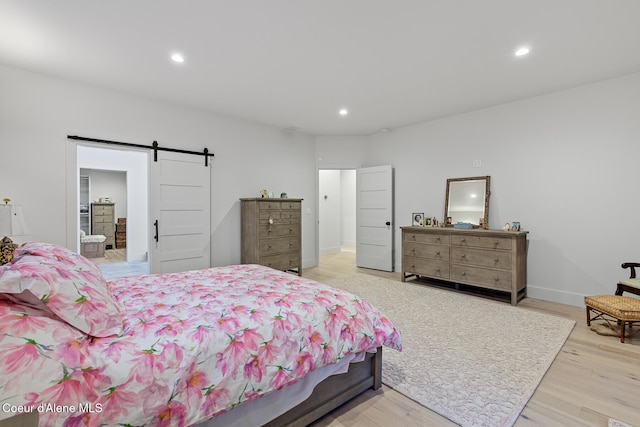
[[0, 300, 91, 422], [15, 242, 104, 277], [0, 243, 124, 337]]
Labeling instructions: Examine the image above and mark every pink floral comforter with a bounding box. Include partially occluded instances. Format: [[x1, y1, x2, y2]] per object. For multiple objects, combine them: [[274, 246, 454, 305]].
[[0, 264, 401, 426]]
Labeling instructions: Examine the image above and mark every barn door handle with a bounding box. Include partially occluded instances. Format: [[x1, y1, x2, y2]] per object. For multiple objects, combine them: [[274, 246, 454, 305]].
[[154, 220, 159, 242]]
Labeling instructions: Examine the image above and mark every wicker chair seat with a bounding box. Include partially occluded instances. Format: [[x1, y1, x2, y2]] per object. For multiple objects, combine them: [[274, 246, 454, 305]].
[[584, 295, 640, 343]]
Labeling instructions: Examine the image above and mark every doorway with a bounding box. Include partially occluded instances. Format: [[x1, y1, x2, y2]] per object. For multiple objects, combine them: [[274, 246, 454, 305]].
[[75, 145, 149, 278], [318, 169, 356, 261], [79, 168, 127, 265]]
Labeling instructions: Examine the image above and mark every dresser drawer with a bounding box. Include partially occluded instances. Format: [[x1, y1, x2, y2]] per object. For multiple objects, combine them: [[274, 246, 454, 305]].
[[259, 210, 282, 223], [93, 223, 114, 233], [93, 215, 114, 223], [281, 201, 301, 210], [260, 253, 300, 271], [404, 256, 449, 279], [259, 237, 300, 255], [404, 231, 450, 245], [403, 242, 449, 261], [92, 205, 112, 215], [259, 210, 301, 224], [280, 209, 301, 221], [259, 201, 281, 210], [451, 234, 512, 250], [260, 224, 300, 238], [450, 247, 512, 270], [450, 265, 512, 291]]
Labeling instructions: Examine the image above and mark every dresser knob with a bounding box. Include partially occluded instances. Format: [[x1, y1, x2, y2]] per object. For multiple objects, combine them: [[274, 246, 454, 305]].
[[411, 249, 416, 254], [412, 235, 416, 240], [461, 238, 466, 242], [461, 254, 466, 258], [436, 251, 440, 255], [436, 268, 440, 272], [495, 258, 499, 262], [494, 277, 499, 281], [461, 272, 466, 276], [411, 264, 415, 269], [494, 240, 499, 245]]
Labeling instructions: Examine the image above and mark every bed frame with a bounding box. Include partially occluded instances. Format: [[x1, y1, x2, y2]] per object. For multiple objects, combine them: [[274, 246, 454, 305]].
[[266, 347, 382, 427], [0, 348, 382, 427]]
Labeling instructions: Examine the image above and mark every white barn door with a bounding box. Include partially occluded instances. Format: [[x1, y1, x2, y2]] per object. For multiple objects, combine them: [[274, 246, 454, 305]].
[[356, 165, 394, 271], [150, 151, 211, 274]]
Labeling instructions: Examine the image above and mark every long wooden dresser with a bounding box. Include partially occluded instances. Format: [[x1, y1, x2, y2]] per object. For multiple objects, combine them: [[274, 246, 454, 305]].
[[401, 226, 528, 305], [240, 198, 302, 276]]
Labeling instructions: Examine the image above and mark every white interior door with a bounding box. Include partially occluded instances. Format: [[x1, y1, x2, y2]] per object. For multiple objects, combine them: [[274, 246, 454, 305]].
[[356, 165, 394, 271], [150, 151, 211, 273]]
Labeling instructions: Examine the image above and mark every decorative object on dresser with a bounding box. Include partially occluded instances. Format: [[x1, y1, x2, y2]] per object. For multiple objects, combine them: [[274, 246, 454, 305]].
[[401, 227, 528, 305], [444, 176, 490, 229], [241, 198, 302, 275], [116, 217, 127, 249], [91, 202, 115, 249], [412, 212, 424, 226]]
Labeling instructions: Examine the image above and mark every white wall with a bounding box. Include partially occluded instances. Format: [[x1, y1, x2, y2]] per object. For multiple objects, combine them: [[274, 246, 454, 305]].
[[354, 72, 640, 306], [3, 62, 639, 307], [0, 65, 317, 269], [318, 170, 341, 255]]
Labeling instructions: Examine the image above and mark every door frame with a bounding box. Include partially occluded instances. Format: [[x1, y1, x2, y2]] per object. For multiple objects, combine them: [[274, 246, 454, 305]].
[[65, 141, 149, 262], [315, 164, 361, 267]]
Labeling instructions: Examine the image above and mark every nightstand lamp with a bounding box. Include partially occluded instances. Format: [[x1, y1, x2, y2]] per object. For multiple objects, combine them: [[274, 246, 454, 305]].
[[0, 198, 30, 265]]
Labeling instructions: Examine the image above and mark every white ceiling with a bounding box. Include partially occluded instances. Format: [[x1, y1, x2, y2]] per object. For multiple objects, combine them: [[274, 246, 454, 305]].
[[2, 0, 640, 136]]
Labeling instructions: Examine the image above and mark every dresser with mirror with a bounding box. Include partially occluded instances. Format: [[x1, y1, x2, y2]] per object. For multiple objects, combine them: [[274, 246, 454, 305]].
[[402, 176, 528, 305]]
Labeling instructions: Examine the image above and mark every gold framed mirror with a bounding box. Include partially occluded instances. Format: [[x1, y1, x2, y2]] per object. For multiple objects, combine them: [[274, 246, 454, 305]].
[[444, 176, 491, 229]]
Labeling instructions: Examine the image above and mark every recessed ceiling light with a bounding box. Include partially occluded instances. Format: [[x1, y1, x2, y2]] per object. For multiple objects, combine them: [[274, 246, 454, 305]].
[[171, 53, 185, 63], [515, 47, 530, 57], [339, 108, 348, 116]]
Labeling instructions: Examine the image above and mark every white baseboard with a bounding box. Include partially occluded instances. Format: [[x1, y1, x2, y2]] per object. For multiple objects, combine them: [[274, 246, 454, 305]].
[[319, 247, 341, 256], [128, 252, 148, 263], [526, 285, 585, 307]]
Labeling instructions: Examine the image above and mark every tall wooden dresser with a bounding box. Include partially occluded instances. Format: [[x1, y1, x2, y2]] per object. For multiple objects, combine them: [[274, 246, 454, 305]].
[[240, 198, 302, 275], [401, 227, 528, 305], [91, 202, 115, 250]]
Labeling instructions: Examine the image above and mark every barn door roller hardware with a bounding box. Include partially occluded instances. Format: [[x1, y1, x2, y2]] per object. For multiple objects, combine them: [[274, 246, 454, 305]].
[[67, 135, 214, 166]]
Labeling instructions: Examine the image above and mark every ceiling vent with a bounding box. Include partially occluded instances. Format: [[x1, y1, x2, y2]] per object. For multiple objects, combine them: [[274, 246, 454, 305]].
[[280, 124, 301, 133]]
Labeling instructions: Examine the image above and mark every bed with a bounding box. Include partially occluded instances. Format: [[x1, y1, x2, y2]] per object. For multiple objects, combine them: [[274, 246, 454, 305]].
[[0, 243, 401, 427]]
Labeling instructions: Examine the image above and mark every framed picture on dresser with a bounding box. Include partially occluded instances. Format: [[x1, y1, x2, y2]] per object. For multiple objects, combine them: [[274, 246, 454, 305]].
[[412, 212, 424, 226]]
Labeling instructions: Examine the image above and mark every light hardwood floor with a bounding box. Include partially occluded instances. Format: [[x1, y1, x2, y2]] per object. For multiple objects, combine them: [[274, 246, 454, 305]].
[[305, 250, 640, 427], [89, 248, 126, 265]]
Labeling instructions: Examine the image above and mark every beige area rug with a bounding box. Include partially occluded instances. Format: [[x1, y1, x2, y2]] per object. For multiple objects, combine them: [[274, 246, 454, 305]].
[[326, 274, 576, 427], [609, 418, 636, 427]]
